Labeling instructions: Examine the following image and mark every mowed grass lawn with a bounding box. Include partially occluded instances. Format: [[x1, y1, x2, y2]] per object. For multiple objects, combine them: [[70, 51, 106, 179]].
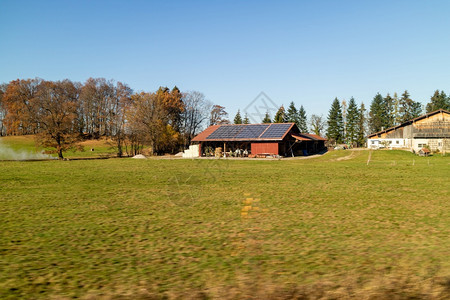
[[1, 150, 449, 299]]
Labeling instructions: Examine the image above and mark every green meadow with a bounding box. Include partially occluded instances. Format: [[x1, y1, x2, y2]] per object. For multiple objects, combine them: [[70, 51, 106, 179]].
[[1, 149, 450, 299]]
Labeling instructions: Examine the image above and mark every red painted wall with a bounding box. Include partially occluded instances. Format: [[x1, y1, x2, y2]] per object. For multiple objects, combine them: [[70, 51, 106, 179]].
[[251, 143, 279, 155]]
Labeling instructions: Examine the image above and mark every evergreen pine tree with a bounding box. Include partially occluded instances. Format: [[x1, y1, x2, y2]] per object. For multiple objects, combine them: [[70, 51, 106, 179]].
[[356, 102, 367, 147], [326, 98, 344, 144], [346, 97, 359, 145], [369, 93, 385, 133], [399, 90, 422, 123], [233, 109, 242, 124], [243, 113, 250, 124], [273, 105, 287, 123], [383, 93, 395, 128], [426, 90, 450, 112], [298, 105, 308, 133], [286, 101, 299, 125], [262, 111, 272, 123]]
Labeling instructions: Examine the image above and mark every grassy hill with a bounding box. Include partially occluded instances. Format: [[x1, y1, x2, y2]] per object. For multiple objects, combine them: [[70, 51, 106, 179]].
[[1, 150, 449, 299], [0, 135, 117, 159]]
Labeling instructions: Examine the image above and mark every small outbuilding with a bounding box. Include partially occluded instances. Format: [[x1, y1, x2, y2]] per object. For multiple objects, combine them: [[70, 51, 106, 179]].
[[189, 123, 326, 157], [418, 147, 431, 157]]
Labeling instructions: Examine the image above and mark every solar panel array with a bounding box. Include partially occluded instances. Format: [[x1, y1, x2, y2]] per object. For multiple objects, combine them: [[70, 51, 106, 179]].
[[206, 123, 292, 140], [207, 125, 243, 140], [235, 124, 269, 139], [260, 123, 292, 139]]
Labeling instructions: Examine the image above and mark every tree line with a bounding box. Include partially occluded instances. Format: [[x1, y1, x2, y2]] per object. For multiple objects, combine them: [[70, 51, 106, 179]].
[[231, 89, 450, 147], [1, 78, 449, 156], [0, 78, 216, 158], [325, 90, 450, 146]]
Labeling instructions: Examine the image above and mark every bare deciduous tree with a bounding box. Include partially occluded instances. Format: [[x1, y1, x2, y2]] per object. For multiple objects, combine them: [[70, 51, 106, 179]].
[[110, 82, 133, 157], [310, 114, 326, 136], [209, 105, 229, 126], [0, 83, 8, 136], [181, 91, 212, 147]]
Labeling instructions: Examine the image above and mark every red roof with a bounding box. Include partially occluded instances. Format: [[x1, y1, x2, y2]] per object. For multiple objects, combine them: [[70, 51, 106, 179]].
[[191, 125, 220, 142], [303, 133, 327, 141], [291, 134, 311, 141]]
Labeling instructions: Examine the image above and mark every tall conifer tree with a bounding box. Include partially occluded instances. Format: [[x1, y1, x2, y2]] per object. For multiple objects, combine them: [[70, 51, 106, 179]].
[[233, 109, 242, 124], [273, 105, 287, 123], [426, 90, 450, 112], [399, 90, 421, 123], [346, 97, 359, 145], [298, 105, 308, 132], [262, 111, 272, 123], [243, 113, 250, 124], [369, 93, 384, 133], [383, 93, 395, 128], [327, 98, 344, 144], [357, 102, 367, 147], [286, 101, 299, 125]]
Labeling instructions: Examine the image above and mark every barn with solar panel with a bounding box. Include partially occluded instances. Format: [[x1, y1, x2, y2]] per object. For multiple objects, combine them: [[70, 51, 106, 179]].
[[189, 123, 326, 157]]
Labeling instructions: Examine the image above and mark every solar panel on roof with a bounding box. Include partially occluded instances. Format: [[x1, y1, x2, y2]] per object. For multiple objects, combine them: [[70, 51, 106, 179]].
[[235, 124, 269, 139], [206, 125, 244, 139], [260, 123, 292, 139]]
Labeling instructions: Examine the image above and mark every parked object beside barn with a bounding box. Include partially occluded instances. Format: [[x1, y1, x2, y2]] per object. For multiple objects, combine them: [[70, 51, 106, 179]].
[[182, 144, 200, 158], [418, 147, 431, 157], [367, 109, 450, 153], [188, 123, 326, 157]]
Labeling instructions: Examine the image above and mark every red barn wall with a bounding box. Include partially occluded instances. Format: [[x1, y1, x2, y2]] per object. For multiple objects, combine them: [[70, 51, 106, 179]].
[[251, 143, 279, 155]]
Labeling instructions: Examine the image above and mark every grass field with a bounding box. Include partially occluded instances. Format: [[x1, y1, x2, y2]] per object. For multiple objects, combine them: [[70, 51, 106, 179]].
[[1, 149, 450, 299]]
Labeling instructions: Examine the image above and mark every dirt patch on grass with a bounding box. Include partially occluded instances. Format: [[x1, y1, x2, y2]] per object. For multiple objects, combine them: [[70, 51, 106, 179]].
[[336, 150, 358, 161]]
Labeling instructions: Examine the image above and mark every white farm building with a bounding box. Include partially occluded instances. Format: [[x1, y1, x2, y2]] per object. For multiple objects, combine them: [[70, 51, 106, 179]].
[[367, 109, 450, 153]]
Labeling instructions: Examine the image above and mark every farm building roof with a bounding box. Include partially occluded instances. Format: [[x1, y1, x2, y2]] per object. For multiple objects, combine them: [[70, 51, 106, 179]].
[[302, 133, 327, 141], [192, 123, 326, 142], [368, 109, 450, 138], [291, 134, 310, 141], [190, 125, 220, 141]]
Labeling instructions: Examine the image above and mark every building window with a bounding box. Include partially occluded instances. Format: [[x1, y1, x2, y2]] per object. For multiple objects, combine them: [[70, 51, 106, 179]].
[[389, 141, 392, 144], [396, 140, 399, 144], [371, 141, 375, 145]]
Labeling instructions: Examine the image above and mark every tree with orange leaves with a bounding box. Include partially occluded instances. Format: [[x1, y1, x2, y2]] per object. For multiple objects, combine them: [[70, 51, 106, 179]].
[[34, 80, 82, 159], [2, 78, 42, 135], [127, 88, 184, 155], [3, 78, 82, 159]]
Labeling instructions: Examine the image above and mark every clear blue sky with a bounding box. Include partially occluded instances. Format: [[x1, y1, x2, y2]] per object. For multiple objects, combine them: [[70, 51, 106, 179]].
[[1, 0, 450, 120]]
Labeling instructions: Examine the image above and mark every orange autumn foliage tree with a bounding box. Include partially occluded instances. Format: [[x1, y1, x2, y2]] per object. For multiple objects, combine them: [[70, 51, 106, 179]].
[[3, 79, 82, 159], [127, 87, 184, 155], [2, 78, 42, 135], [34, 80, 82, 159], [1, 78, 213, 156]]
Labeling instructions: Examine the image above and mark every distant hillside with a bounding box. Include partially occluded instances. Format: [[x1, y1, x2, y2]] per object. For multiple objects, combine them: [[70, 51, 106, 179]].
[[0, 136, 116, 159]]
